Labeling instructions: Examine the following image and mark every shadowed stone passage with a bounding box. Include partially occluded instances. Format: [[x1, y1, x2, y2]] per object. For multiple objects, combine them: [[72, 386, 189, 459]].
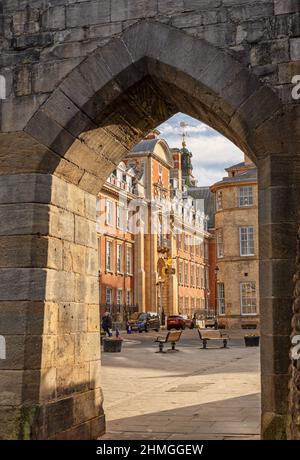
[[290, 228, 300, 439], [0, 1, 300, 439], [0, 174, 104, 439]]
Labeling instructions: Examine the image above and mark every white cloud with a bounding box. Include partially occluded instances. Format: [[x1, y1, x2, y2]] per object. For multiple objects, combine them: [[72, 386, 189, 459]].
[[159, 122, 209, 136], [158, 114, 244, 186]]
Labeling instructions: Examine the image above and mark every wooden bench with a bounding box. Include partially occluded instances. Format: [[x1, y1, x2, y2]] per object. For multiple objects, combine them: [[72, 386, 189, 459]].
[[198, 329, 229, 349], [155, 330, 182, 353]]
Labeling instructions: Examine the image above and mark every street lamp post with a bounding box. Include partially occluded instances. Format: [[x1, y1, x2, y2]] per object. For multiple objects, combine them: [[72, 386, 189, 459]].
[[156, 277, 165, 325]]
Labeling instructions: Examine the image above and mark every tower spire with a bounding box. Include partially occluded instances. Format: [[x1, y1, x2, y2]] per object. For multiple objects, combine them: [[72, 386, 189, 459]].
[[179, 121, 196, 186], [180, 121, 188, 148]]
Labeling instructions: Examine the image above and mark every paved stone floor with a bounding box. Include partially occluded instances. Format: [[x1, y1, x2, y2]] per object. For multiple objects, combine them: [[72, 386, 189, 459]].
[[99, 329, 261, 440]]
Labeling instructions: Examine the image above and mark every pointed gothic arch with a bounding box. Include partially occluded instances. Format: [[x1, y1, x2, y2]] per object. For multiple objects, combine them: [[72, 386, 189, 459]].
[[0, 19, 298, 440]]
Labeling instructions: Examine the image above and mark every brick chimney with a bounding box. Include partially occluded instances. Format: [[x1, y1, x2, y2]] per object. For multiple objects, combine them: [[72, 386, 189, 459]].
[[144, 129, 160, 140]]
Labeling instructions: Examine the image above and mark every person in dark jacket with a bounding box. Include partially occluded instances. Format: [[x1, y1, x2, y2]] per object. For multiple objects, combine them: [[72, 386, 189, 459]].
[[101, 311, 113, 336]]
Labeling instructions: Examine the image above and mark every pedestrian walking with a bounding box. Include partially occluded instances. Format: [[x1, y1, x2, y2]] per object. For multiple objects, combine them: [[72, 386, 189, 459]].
[[101, 311, 113, 336]]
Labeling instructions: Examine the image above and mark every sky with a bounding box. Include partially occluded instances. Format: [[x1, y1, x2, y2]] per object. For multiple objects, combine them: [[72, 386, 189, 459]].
[[157, 113, 244, 186]]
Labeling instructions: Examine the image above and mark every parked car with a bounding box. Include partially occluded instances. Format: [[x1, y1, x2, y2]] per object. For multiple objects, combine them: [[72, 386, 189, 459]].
[[167, 315, 187, 331], [127, 312, 160, 333], [205, 314, 218, 329]]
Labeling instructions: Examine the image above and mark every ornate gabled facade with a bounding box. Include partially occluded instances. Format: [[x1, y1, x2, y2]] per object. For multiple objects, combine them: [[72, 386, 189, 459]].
[[97, 132, 211, 322]]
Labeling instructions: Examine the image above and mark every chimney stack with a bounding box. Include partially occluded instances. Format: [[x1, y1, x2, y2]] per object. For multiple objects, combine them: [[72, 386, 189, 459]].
[[144, 129, 160, 140]]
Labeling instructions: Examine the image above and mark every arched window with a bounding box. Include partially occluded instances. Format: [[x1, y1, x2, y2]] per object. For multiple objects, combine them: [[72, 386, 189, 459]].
[[0, 75, 6, 99]]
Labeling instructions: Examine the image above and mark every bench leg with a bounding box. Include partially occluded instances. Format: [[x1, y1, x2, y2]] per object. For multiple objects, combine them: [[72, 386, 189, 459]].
[[155, 342, 165, 353], [223, 339, 228, 348], [171, 342, 179, 352], [203, 339, 207, 349]]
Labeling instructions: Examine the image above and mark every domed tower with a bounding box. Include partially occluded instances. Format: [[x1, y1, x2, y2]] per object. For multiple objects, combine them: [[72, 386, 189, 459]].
[[181, 143, 194, 186], [180, 122, 196, 187]]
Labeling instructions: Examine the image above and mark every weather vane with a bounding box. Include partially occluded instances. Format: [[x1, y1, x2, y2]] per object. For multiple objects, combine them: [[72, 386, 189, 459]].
[[180, 121, 188, 148]]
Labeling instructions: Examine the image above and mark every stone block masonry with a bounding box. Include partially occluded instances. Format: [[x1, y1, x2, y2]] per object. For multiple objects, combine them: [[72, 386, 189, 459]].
[[0, 173, 103, 439], [0, 0, 300, 118]]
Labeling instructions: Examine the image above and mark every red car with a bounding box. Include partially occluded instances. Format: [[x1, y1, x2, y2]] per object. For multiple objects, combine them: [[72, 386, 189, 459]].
[[167, 315, 185, 330], [167, 315, 195, 331]]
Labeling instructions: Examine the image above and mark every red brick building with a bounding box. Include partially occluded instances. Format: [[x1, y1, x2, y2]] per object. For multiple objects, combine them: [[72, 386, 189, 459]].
[[97, 162, 139, 321]]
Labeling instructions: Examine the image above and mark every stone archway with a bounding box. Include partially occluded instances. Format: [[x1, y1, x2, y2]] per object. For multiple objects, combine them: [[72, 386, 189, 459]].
[[0, 19, 299, 439]]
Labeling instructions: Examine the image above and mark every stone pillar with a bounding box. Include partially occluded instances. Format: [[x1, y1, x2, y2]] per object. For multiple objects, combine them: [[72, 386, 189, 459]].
[[134, 230, 145, 312], [151, 235, 159, 312], [144, 233, 151, 311], [168, 232, 178, 315], [144, 232, 158, 312], [0, 173, 104, 439], [258, 154, 296, 439]]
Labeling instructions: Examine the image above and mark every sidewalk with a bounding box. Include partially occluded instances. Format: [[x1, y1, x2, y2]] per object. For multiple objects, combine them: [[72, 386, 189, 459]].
[[99, 329, 261, 440]]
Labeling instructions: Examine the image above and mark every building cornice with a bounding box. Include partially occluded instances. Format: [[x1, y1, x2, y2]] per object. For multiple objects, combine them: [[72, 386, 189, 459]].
[[101, 182, 137, 199], [210, 179, 257, 193], [216, 256, 259, 263], [97, 232, 135, 243], [214, 205, 258, 214]]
